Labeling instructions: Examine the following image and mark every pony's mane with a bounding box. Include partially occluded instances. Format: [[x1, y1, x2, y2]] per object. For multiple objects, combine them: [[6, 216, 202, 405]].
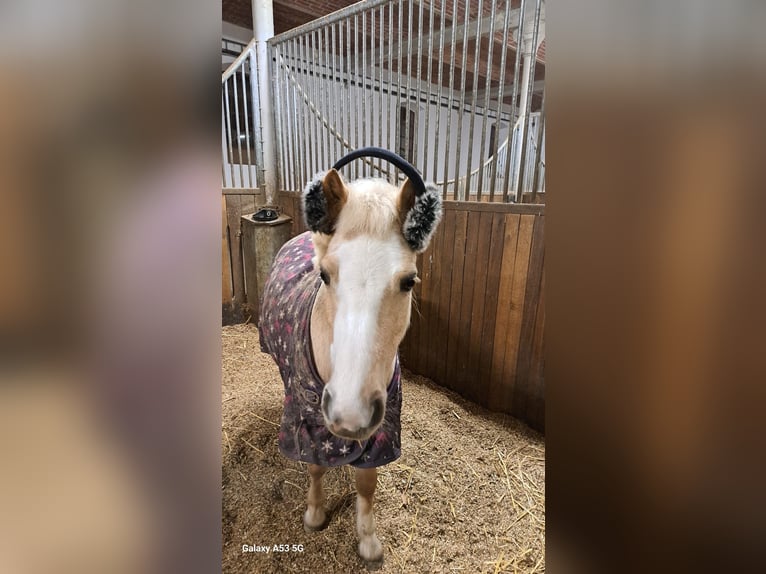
[[334, 178, 400, 238]]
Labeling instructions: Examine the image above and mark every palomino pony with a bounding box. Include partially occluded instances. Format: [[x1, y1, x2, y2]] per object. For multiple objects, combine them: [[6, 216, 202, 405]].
[[259, 148, 442, 565]]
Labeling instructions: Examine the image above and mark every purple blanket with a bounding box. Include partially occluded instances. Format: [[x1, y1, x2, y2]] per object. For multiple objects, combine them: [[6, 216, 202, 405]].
[[259, 232, 402, 468]]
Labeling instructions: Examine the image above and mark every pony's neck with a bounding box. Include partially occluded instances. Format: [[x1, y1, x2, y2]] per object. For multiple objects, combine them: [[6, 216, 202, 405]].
[[309, 285, 333, 384]]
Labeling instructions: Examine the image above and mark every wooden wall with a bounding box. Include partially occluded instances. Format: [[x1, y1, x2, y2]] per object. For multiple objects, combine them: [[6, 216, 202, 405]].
[[274, 192, 545, 432], [401, 201, 545, 431]]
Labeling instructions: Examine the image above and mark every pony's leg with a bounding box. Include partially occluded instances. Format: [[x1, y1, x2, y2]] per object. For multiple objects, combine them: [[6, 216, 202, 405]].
[[304, 464, 328, 531], [355, 466, 383, 563]]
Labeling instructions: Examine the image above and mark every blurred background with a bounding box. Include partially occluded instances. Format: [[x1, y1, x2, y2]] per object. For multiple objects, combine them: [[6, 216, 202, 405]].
[[0, 1, 220, 573], [0, 0, 765, 573]]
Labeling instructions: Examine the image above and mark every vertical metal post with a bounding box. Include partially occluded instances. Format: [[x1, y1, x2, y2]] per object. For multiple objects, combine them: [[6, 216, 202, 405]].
[[271, 44, 286, 192], [403, 0, 414, 167], [453, 0, 471, 200], [421, 0, 435, 180], [318, 29, 327, 172], [463, 0, 484, 201], [442, 0, 459, 198], [502, 0, 527, 202], [388, 1, 394, 169], [239, 65, 254, 188], [489, 0, 513, 201], [231, 76, 245, 187], [252, 0, 277, 201], [476, 0, 498, 199], [432, 0, 445, 183], [414, 0, 424, 168], [530, 88, 545, 201], [224, 82, 236, 187], [515, 0, 542, 203], [362, 10, 368, 176], [376, 4, 385, 177], [331, 23, 339, 163], [395, 0, 403, 182]]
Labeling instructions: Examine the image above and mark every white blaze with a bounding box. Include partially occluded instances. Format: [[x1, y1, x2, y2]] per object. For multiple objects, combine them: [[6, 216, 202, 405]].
[[328, 235, 403, 429]]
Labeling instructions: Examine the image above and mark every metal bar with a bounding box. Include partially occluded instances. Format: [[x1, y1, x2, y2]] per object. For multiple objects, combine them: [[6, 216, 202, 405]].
[[221, 92, 228, 187], [271, 45, 286, 192], [284, 40, 295, 190], [476, 0, 498, 199], [290, 39, 303, 189], [311, 32, 320, 174], [267, 0, 391, 44], [387, 1, 394, 171], [299, 34, 309, 185], [362, 10, 368, 176], [441, 0, 459, 198], [345, 18, 352, 174], [403, 0, 413, 167], [433, 0, 449, 183], [318, 29, 327, 173], [222, 38, 258, 82], [425, 0, 438, 182], [240, 61, 254, 188], [354, 14, 360, 178], [331, 23, 338, 163], [489, 0, 513, 201], [250, 48, 264, 191], [395, 0, 403, 182], [463, 0, 484, 201], [530, 87, 545, 201], [377, 4, 384, 175], [414, 1, 430, 173], [423, 0, 439, 179], [278, 42, 289, 189], [224, 81, 236, 187], [453, 0, 471, 200], [516, 0, 542, 203], [370, 6, 375, 172], [502, 0, 527, 202]]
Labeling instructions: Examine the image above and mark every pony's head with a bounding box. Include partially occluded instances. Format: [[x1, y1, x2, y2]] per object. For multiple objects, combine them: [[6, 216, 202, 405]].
[[303, 169, 441, 440]]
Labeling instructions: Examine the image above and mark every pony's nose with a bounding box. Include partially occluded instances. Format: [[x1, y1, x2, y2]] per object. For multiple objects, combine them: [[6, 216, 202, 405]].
[[321, 391, 385, 440]]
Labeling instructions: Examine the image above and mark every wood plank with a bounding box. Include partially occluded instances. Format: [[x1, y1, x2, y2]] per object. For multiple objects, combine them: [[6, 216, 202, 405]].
[[454, 211, 482, 396], [405, 250, 426, 370], [443, 201, 545, 215], [225, 195, 246, 307], [465, 211, 494, 404], [222, 188, 266, 197], [417, 215, 443, 375], [527, 269, 546, 431], [498, 214, 535, 413], [222, 196, 233, 304], [476, 212, 507, 404], [432, 209, 457, 383], [512, 214, 545, 421], [444, 211, 469, 391], [489, 214, 521, 405]]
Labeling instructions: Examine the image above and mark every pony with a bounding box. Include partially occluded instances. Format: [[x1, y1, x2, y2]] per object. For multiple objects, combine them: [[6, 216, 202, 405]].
[[259, 151, 441, 566]]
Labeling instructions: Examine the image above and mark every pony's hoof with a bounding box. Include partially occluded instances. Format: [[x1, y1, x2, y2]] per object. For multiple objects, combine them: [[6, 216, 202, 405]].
[[303, 508, 327, 532], [358, 536, 383, 565]]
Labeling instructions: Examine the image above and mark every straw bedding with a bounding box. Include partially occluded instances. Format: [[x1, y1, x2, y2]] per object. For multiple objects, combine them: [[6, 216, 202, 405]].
[[222, 324, 545, 573]]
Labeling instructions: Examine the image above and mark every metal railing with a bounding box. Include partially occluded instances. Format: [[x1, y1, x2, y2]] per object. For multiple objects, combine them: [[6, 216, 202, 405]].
[[222, 39, 264, 190], [268, 0, 545, 202]]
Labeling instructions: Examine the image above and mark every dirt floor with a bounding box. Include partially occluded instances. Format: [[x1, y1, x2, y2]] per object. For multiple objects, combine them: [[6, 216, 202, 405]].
[[222, 324, 545, 573]]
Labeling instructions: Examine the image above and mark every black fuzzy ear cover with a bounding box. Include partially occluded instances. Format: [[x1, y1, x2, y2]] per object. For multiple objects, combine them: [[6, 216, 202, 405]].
[[302, 172, 329, 233], [302, 170, 348, 235], [402, 182, 442, 253]]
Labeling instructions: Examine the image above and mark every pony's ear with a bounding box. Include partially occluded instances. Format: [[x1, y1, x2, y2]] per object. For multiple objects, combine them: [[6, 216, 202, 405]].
[[398, 178, 442, 253], [303, 169, 348, 234]]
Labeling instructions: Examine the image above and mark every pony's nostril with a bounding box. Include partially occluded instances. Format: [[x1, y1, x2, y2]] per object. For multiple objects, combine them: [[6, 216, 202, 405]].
[[369, 396, 385, 429]]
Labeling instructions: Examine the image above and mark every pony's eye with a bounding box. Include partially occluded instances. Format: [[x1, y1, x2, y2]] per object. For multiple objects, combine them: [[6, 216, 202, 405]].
[[319, 269, 330, 285], [400, 275, 417, 292]]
